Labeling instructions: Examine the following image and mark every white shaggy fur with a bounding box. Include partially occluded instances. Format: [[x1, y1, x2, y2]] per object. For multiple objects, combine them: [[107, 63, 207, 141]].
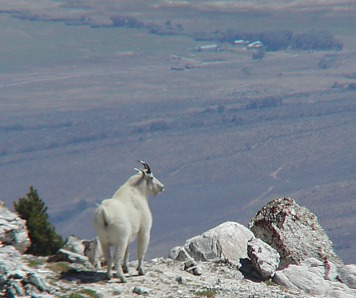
[[93, 161, 164, 282]]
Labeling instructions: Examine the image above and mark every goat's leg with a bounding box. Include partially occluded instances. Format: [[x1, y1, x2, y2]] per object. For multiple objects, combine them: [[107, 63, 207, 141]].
[[113, 239, 128, 283], [101, 243, 112, 279], [137, 232, 150, 276], [122, 247, 130, 274]]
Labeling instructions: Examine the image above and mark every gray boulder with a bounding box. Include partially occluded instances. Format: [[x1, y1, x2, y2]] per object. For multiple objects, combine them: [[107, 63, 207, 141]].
[[274, 258, 356, 297], [170, 221, 254, 262], [247, 237, 280, 279], [249, 197, 343, 269], [47, 248, 94, 268], [183, 233, 223, 262], [63, 236, 104, 269], [184, 259, 203, 276], [83, 238, 104, 268], [63, 235, 85, 255], [0, 201, 31, 253], [169, 246, 191, 261], [338, 264, 356, 289], [133, 286, 151, 295]]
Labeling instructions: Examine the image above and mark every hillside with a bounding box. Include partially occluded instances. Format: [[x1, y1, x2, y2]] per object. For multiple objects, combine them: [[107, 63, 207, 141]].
[[0, 0, 355, 264], [2, 199, 356, 297]]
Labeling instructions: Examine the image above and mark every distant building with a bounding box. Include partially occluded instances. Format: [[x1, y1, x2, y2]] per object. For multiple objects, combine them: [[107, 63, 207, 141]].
[[247, 41, 263, 49], [195, 44, 224, 52], [234, 39, 249, 45]]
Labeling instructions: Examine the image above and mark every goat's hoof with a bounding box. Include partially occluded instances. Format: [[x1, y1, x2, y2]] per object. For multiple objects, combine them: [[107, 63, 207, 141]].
[[119, 276, 127, 283], [122, 265, 129, 274], [138, 268, 145, 276]]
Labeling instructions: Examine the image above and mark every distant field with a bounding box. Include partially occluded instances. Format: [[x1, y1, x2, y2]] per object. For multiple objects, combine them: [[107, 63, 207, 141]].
[[0, 15, 197, 72], [1, 0, 355, 264]]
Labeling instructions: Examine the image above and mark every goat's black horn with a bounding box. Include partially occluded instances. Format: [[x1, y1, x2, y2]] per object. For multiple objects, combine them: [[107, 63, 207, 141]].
[[138, 160, 151, 174]]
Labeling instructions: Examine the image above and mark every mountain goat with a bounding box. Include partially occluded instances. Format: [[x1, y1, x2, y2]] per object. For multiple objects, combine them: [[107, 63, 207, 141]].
[[93, 161, 164, 282]]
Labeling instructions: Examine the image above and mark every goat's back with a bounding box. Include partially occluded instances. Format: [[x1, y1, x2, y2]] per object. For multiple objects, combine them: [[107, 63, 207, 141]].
[[93, 192, 152, 245]]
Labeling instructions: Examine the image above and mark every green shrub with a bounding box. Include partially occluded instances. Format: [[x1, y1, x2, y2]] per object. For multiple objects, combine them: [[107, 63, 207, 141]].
[[14, 186, 64, 256], [195, 289, 217, 297]]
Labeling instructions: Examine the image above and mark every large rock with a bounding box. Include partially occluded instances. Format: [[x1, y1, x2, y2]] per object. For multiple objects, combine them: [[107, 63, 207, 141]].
[[0, 245, 52, 296], [249, 197, 343, 269], [47, 248, 93, 268], [274, 258, 356, 297], [247, 237, 280, 279], [0, 201, 31, 253], [338, 264, 356, 289], [63, 235, 85, 255], [63, 236, 104, 269], [170, 221, 254, 262], [83, 238, 103, 268]]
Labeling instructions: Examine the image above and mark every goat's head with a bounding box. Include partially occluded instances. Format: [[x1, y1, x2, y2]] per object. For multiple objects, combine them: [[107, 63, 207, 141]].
[[135, 160, 164, 195]]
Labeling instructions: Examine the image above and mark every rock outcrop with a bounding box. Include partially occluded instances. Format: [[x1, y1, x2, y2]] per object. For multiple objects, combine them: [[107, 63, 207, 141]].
[[170, 221, 254, 263], [338, 264, 356, 289], [247, 237, 280, 279], [63, 235, 86, 255], [1, 198, 355, 297], [61, 235, 104, 268], [0, 245, 52, 297], [0, 201, 31, 253], [249, 197, 343, 269], [47, 248, 94, 268], [274, 258, 356, 297]]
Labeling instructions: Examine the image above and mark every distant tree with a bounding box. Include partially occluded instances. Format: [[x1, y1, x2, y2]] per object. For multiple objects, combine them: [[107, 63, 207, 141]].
[[252, 48, 265, 60], [13, 186, 64, 256], [165, 19, 172, 28], [259, 30, 293, 51], [217, 104, 225, 114], [292, 30, 343, 51], [318, 53, 339, 69]]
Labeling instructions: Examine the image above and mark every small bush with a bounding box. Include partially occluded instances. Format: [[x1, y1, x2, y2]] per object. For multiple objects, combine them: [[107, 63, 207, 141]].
[[14, 186, 64, 256], [195, 289, 218, 297], [26, 258, 46, 268]]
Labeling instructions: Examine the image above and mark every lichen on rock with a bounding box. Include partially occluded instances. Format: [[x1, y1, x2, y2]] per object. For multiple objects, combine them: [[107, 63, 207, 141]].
[[249, 197, 343, 269]]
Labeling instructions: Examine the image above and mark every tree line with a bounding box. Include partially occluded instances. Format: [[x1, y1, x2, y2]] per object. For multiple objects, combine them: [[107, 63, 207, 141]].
[[110, 15, 342, 52], [194, 29, 343, 51], [11, 10, 343, 52]]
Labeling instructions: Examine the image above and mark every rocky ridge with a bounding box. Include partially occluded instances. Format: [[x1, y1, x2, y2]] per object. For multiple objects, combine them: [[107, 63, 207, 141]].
[[1, 198, 355, 297]]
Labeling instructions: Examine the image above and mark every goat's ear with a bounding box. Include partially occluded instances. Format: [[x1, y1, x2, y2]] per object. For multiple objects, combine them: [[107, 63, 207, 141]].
[[134, 168, 146, 176]]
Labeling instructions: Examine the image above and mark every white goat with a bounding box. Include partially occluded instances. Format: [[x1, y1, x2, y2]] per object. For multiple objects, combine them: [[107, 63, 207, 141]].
[[93, 161, 164, 282]]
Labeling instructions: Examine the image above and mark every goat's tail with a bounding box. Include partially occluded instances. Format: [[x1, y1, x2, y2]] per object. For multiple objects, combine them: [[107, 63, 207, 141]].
[[94, 205, 111, 228]]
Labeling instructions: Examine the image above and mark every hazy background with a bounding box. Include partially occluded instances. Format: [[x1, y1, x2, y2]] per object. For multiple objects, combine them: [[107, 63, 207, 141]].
[[1, 1, 355, 264]]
